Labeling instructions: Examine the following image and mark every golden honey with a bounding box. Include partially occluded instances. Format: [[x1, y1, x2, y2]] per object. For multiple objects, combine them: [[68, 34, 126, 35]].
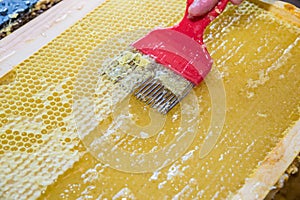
[[0, 0, 299, 199]]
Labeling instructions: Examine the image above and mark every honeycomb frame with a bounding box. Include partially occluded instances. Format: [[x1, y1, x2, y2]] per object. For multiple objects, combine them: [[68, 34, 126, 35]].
[[0, 0, 299, 199]]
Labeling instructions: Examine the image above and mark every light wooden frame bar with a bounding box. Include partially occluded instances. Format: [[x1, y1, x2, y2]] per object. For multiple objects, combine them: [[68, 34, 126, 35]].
[[0, 1, 299, 199]]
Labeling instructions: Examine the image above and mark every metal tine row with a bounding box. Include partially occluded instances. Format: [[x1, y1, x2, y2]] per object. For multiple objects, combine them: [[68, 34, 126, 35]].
[[142, 82, 164, 103], [152, 90, 173, 108], [159, 82, 194, 114], [134, 77, 156, 99], [134, 77, 183, 114], [146, 84, 165, 105], [158, 95, 179, 114]]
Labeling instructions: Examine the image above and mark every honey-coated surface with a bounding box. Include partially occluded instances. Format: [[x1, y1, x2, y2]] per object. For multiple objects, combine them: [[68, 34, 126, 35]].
[[0, 0, 299, 199]]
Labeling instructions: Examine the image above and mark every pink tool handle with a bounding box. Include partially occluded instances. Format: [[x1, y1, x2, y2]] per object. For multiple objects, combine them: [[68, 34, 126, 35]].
[[172, 0, 229, 44]]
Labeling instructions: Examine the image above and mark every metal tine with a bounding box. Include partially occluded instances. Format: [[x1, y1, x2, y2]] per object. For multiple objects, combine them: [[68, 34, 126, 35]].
[[165, 83, 194, 114], [157, 92, 177, 113], [137, 81, 157, 99], [134, 77, 155, 97], [166, 83, 193, 112], [160, 83, 193, 114], [137, 83, 162, 105], [160, 100, 177, 115], [161, 106, 171, 115], [158, 96, 177, 114], [165, 93, 177, 105], [142, 81, 162, 101], [164, 98, 179, 114], [160, 92, 177, 107], [154, 90, 173, 109], [150, 91, 165, 109], [134, 77, 194, 114], [154, 90, 172, 107], [146, 84, 165, 105], [151, 89, 169, 109], [135, 79, 157, 99], [152, 94, 166, 109], [140, 80, 161, 99]]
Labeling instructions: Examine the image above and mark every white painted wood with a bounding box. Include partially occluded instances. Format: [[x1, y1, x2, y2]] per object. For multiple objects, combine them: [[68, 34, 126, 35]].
[[0, 0, 106, 78]]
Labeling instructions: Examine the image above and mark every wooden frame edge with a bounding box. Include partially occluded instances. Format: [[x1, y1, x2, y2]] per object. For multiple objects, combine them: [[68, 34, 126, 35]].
[[230, 120, 300, 200], [0, 1, 299, 199], [252, 0, 300, 25], [229, 2, 300, 199], [0, 0, 106, 78]]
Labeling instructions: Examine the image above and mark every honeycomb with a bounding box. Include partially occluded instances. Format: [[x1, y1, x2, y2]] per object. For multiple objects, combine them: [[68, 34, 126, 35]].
[[0, 0, 299, 199]]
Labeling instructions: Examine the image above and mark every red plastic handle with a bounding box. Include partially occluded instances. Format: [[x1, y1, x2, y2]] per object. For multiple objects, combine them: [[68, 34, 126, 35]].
[[132, 0, 230, 85], [172, 0, 229, 44]]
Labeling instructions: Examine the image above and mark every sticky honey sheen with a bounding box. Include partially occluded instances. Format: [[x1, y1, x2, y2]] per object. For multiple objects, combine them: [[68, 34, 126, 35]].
[[0, 0, 299, 199]]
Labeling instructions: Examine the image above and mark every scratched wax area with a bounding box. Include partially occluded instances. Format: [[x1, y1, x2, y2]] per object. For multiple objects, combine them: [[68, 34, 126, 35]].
[[0, 0, 299, 200]]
